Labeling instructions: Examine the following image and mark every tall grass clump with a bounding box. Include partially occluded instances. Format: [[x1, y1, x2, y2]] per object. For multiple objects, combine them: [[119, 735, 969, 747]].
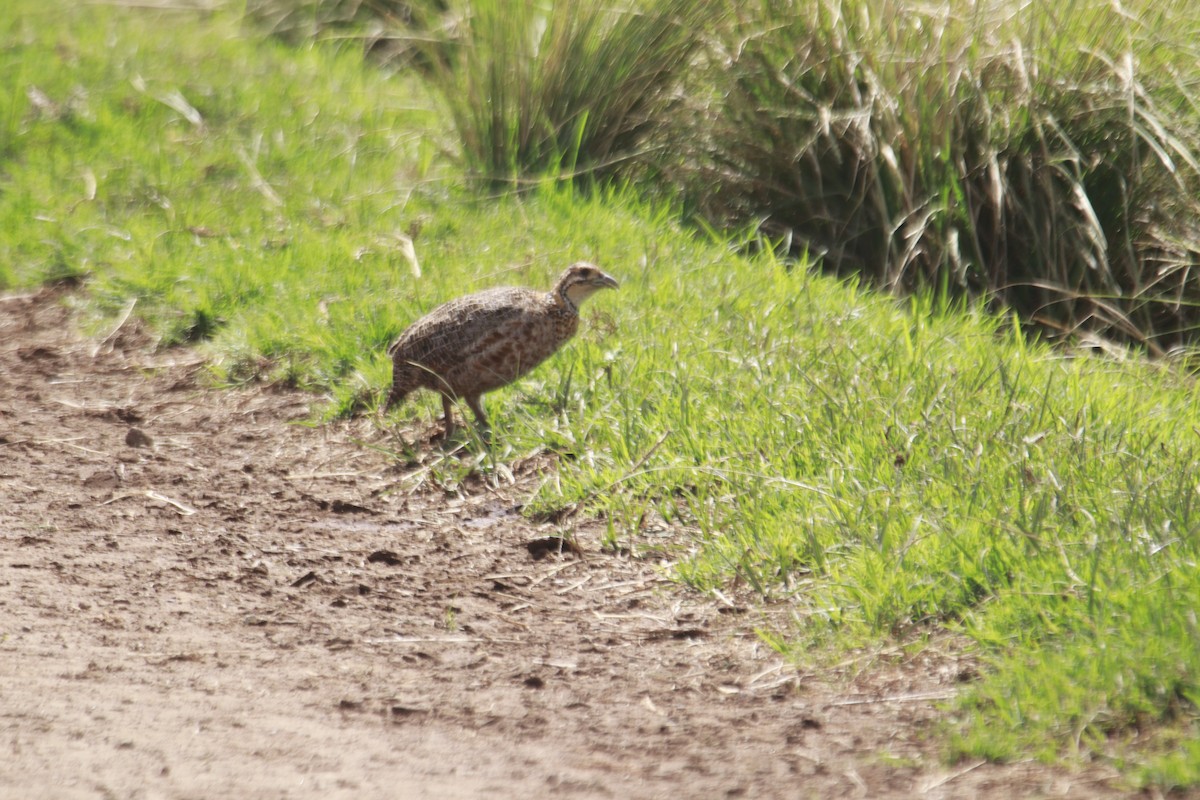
[[411, 0, 715, 185], [674, 0, 1200, 350], [244, 0, 426, 43], [243, 0, 451, 66]]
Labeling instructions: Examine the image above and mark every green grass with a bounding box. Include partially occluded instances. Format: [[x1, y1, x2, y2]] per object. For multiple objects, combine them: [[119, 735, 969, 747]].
[[411, 0, 713, 185], [0, 0, 440, 360], [3, 0, 1200, 788]]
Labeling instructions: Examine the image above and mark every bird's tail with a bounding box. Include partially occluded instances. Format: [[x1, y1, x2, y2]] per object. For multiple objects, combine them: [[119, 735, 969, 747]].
[[384, 386, 407, 411], [386, 361, 423, 411]]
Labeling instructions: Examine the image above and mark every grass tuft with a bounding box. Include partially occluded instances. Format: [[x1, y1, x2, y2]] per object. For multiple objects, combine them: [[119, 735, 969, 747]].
[[409, 0, 715, 185], [668, 0, 1200, 349]]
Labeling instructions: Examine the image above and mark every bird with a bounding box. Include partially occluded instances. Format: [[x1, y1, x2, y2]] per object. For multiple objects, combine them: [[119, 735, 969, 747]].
[[386, 262, 619, 438]]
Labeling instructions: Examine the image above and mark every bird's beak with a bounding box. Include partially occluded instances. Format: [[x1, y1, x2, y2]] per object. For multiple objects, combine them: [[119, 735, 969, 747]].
[[595, 272, 619, 290]]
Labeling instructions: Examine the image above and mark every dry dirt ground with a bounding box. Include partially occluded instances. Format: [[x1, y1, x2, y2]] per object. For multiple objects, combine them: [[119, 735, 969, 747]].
[[0, 288, 1130, 799]]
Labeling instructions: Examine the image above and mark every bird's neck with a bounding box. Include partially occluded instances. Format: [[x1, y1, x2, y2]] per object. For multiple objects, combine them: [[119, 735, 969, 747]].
[[554, 285, 580, 315]]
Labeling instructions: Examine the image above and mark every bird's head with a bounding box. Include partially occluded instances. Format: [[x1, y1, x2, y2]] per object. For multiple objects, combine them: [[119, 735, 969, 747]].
[[555, 262, 619, 312]]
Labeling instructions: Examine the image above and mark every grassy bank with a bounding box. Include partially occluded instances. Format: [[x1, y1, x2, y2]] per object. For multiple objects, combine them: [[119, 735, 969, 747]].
[[404, 0, 1200, 350], [3, 0, 1199, 788]]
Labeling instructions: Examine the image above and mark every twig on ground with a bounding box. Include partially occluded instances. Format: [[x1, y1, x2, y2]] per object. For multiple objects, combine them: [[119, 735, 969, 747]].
[[527, 559, 583, 587], [823, 689, 957, 708], [555, 576, 593, 595], [918, 760, 986, 794], [93, 297, 137, 356]]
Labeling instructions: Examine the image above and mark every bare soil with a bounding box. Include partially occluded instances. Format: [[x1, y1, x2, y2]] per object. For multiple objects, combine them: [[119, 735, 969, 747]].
[[1, 289, 1128, 799]]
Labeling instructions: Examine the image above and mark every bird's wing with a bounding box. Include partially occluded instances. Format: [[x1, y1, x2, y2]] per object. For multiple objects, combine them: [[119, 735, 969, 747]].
[[391, 291, 539, 370]]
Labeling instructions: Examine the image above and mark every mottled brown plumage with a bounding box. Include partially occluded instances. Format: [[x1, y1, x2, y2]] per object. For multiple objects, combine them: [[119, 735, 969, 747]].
[[386, 262, 619, 436]]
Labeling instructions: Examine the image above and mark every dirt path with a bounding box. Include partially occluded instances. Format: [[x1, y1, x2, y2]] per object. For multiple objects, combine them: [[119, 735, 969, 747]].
[[0, 289, 1124, 799]]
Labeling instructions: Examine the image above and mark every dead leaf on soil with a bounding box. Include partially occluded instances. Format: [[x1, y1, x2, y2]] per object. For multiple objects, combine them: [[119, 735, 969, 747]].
[[290, 570, 318, 588], [366, 549, 403, 565], [525, 536, 584, 560], [145, 490, 196, 515]]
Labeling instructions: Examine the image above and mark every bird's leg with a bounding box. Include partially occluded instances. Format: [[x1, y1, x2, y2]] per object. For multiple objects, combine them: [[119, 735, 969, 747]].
[[381, 384, 411, 445], [466, 395, 492, 443], [440, 393, 457, 440], [466, 395, 489, 427]]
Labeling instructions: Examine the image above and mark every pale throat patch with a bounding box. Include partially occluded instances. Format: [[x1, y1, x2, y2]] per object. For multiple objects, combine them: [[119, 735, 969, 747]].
[[563, 281, 600, 309]]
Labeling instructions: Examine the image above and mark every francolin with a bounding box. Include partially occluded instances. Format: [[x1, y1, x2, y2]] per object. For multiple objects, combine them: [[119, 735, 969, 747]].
[[386, 262, 619, 436]]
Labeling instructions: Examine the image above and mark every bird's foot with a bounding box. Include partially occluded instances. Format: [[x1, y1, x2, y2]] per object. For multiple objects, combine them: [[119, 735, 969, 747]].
[[474, 423, 493, 447]]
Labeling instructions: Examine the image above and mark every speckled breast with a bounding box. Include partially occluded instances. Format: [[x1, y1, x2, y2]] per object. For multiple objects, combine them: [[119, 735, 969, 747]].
[[443, 305, 579, 395]]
